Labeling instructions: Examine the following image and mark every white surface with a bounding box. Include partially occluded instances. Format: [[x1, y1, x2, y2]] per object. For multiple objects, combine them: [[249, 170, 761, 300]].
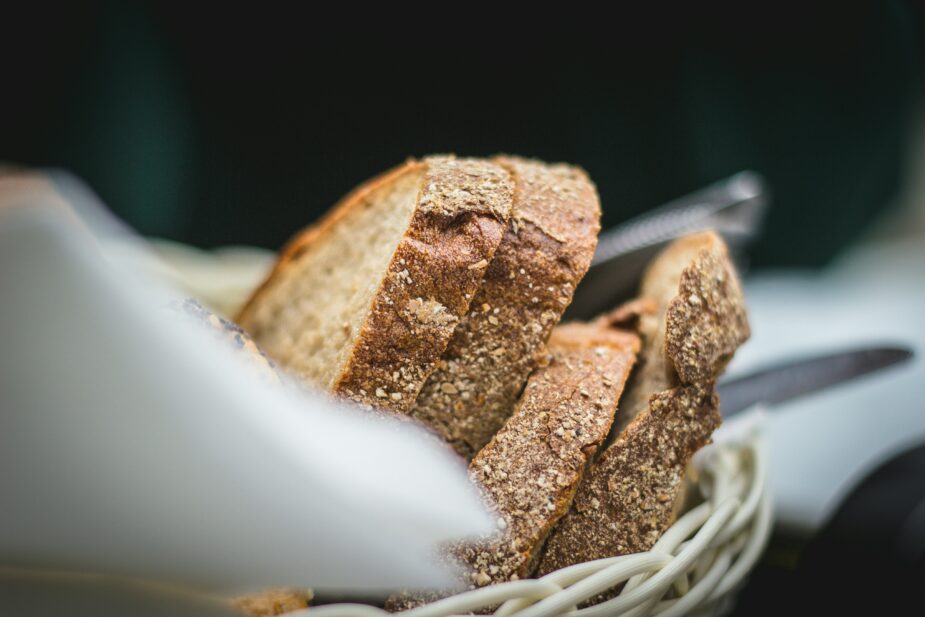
[[726, 238, 924, 532], [0, 183, 493, 592]]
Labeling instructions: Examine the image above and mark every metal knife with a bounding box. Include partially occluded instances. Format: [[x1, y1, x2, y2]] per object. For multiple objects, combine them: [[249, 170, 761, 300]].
[[567, 170, 768, 320], [718, 345, 914, 417]]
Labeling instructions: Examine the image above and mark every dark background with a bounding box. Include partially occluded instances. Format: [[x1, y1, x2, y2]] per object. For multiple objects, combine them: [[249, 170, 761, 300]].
[[3, 3, 924, 615], [4, 2, 922, 268]]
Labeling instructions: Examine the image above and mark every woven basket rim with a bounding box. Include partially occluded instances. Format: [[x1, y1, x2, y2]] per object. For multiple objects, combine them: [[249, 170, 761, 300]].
[[300, 434, 771, 617], [153, 243, 773, 617]]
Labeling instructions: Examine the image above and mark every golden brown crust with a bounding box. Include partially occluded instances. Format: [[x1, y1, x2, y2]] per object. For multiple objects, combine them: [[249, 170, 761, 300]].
[[460, 324, 638, 585], [536, 232, 749, 592], [407, 157, 601, 457], [665, 239, 750, 384], [335, 157, 514, 411], [237, 156, 514, 412], [386, 323, 638, 612], [230, 588, 312, 616], [615, 231, 748, 433], [537, 385, 720, 576]]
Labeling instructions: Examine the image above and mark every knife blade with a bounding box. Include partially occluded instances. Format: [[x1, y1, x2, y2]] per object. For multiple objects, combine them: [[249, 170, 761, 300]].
[[718, 345, 914, 417], [566, 170, 768, 320]]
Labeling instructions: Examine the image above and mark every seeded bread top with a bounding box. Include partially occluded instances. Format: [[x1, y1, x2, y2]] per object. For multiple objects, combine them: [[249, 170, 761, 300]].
[[386, 322, 638, 612], [457, 323, 639, 586], [536, 384, 720, 576], [537, 231, 750, 583], [408, 157, 600, 457], [334, 157, 514, 410], [664, 234, 750, 384], [237, 156, 514, 413], [615, 231, 749, 432]]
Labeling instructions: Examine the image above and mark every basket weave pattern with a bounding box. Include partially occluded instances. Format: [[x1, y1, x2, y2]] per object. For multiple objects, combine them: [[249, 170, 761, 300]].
[[302, 438, 770, 617], [156, 244, 772, 617]]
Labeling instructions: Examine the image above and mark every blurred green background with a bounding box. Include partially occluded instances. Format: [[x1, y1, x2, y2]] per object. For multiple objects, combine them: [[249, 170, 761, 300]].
[[3, 2, 923, 267]]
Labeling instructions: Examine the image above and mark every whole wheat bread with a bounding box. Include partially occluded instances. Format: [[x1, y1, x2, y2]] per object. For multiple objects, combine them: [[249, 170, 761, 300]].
[[537, 231, 750, 580], [237, 156, 514, 411], [408, 157, 601, 457], [386, 322, 639, 611]]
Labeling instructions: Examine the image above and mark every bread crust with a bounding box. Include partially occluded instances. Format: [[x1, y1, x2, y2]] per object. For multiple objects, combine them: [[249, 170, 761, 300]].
[[537, 232, 750, 587], [237, 156, 514, 412], [665, 237, 750, 384], [386, 323, 638, 611], [537, 385, 719, 577], [460, 324, 638, 584], [407, 157, 601, 457], [614, 232, 749, 434]]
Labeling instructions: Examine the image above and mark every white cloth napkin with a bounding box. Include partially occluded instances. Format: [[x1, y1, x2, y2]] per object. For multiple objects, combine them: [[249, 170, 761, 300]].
[[0, 173, 492, 593]]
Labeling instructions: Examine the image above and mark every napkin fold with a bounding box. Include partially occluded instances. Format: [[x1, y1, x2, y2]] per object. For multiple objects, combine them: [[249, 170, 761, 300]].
[[0, 173, 492, 592]]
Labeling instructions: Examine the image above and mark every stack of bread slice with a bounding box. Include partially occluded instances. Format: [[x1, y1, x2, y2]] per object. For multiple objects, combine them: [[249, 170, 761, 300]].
[[237, 155, 749, 610]]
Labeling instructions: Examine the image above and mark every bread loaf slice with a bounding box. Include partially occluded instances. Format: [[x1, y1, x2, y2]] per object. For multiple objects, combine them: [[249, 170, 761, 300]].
[[537, 231, 750, 580], [386, 322, 639, 611], [237, 156, 514, 411], [408, 157, 601, 458], [611, 232, 750, 435]]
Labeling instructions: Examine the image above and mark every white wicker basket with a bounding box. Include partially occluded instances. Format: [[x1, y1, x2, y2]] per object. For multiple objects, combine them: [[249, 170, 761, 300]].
[[149, 242, 772, 617], [295, 437, 770, 617]]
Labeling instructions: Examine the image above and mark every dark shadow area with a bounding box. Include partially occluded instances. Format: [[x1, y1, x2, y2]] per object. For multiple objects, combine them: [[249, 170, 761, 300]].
[[3, 2, 922, 267]]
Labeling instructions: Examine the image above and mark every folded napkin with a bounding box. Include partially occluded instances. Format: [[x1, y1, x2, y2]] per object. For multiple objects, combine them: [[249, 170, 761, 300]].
[[0, 171, 492, 593]]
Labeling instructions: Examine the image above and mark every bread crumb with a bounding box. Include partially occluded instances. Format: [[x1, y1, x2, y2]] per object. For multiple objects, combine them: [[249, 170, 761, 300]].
[[469, 259, 489, 270], [405, 298, 456, 326]]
